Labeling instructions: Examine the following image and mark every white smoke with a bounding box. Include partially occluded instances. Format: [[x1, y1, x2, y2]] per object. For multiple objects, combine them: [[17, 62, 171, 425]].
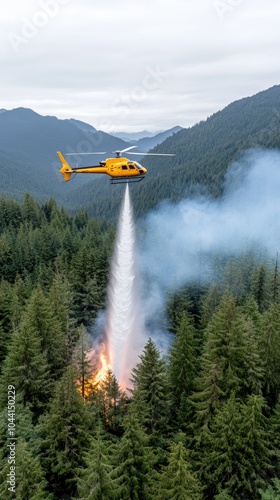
[[140, 149, 280, 322]]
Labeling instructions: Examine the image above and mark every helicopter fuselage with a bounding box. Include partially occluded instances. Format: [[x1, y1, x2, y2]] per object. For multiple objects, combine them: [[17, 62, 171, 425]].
[[57, 151, 147, 183], [74, 157, 147, 178]]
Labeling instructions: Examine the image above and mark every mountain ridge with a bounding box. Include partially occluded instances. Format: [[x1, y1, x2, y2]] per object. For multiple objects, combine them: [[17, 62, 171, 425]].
[[1, 85, 280, 220]]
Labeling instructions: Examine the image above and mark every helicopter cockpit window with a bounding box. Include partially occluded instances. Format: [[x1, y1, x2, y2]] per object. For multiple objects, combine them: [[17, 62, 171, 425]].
[[129, 165, 135, 169], [122, 165, 128, 170], [134, 162, 142, 169]]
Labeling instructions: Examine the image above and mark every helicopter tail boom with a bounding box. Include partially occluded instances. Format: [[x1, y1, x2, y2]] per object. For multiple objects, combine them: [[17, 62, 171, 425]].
[[57, 151, 73, 181]]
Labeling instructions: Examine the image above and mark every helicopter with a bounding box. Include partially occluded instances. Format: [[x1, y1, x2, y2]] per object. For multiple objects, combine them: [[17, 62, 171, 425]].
[[57, 146, 175, 184]]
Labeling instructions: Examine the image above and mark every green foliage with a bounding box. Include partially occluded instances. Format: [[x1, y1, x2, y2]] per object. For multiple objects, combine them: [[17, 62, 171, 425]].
[[201, 393, 271, 498], [39, 366, 90, 498], [154, 433, 202, 499], [0, 439, 48, 500], [0, 317, 51, 419], [114, 410, 152, 500], [259, 479, 280, 499], [131, 338, 169, 445], [94, 370, 128, 436], [78, 423, 116, 500], [0, 192, 280, 496], [168, 313, 198, 428], [192, 293, 263, 430], [260, 303, 280, 407]]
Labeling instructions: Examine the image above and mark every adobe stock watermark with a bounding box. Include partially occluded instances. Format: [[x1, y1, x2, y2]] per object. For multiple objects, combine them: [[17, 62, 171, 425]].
[[112, 65, 168, 120], [60, 64, 169, 162], [213, 0, 245, 21], [6, 385, 16, 494], [8, 0, 70, 53]]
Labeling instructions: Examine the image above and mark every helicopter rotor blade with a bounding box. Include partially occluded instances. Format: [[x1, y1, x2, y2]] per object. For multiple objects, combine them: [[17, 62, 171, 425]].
[[126, 152, 176, 156], [65, 152, 107, 155], [114, 146, 137, 154]]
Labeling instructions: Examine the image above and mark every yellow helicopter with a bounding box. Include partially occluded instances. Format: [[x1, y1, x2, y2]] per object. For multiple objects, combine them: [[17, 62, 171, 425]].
[[57, 146, 175, 184]]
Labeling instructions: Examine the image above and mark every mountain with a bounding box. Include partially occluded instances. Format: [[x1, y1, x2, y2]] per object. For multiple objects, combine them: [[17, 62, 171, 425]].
[[111, 130, 159, 141], [1, 85, 280, 220], [135, 126, 183, 151], [111, 126, 183, 150], [0, 108, 183, 204], [67, 118, 97, 133], [62, 84, 280, 220], [0, 107, 132, 201]]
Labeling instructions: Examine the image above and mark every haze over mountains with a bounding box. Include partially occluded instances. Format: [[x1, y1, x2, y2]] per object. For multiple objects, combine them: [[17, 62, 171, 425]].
[[0, 84, 280, 220], [0, 107, 181, 201]]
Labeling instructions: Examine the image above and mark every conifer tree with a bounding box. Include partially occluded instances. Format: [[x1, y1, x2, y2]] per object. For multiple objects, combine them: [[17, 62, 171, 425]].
[[191, 293, 263, 430], [200, 283, 222, 329], [260, 302, 280, 406], [72, 324, 97, 400], [0, 439, 47, 499], [48, 270, 77, 360], [23, 285, 67, 377], [114, 409, 152, 500], [78, 423, 116, 500], [269, 398, 280, 475], [39, 365, 89, 498], [251, 263, 270, 312], [96, 369, 127, 436], [201, 393, 271, 498], [130, 338, 169, 445], [259, 479, 280, 499], [0, 321, 51, 418], [154, 433, 202, 500], [168, 313, 197, 428]]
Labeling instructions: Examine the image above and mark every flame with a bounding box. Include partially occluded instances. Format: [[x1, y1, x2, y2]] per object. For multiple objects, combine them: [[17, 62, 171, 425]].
[[94, 344, 112, 386], [78, 342, 112, 398]]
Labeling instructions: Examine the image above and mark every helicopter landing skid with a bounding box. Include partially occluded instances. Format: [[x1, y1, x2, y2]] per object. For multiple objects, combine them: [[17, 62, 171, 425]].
[[110, 176, 145, 185]]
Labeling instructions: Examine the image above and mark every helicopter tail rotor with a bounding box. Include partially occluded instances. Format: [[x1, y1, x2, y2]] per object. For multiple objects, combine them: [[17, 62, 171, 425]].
[[57, 151, 73, 181]]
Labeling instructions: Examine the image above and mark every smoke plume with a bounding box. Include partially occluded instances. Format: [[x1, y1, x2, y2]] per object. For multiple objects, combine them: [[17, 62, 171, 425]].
[[140, 148, 280, 323]]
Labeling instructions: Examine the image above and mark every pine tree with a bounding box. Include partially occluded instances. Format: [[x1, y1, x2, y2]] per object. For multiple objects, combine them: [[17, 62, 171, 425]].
[[48, 270, 78, 361], [269, 398, 280, 476], [154, 433, 202, 499], [78, 423, 116, 500], [114, 409, 152, 500], [96, 369, 127, 436], [72, 324, 97, 399], [200, 283, 222, 329], [23, 285, 67, 377], [201, 393, 271, 499], [260, 303, 280, 407], [0, 280, 13, 365], [168, 313, 197, 429], [191, 294, 263, 431], [251, 263, 270, 312], [0, 321, 51, 418], [39, 365, 90, 498], [130, 338, 169, 445], [0, 439, 47, 499], [259, 479, 280, 499]]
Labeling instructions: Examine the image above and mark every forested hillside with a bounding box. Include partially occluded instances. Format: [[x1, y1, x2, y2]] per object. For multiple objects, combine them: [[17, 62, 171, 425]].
[[0, 194, 280, 498], [64, 84, 280, 220]]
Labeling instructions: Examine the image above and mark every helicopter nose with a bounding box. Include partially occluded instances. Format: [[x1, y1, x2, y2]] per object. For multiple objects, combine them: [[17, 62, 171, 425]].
[[140, 167, 147, 174]]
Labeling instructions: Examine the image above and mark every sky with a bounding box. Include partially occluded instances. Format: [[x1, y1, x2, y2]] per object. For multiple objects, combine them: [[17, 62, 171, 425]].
[[1, 0, 280, 133]]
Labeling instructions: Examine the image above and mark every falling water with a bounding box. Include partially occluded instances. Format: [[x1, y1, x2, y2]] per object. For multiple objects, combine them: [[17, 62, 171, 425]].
[[105, 184, 145, 389]]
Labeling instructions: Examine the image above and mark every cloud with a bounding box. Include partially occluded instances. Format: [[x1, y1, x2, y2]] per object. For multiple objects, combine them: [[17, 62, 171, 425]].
[[0, 0, 280, 131]]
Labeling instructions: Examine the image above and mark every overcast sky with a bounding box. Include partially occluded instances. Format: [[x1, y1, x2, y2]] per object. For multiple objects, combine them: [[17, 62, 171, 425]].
[[1, 0, 279, 133]]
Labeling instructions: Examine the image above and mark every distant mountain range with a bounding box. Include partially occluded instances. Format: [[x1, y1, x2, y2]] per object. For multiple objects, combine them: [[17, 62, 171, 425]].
[[111, 127, 182, 144], [1, 84, 280, 220], [0, 108, 181, 201]]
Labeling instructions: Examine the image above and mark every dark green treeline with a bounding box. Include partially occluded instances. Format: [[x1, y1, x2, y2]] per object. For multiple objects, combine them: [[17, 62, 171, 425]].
[[0, 194, 280, 499]]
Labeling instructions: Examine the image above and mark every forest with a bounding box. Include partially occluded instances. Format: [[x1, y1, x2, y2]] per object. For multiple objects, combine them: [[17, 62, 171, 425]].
[[0, 193, 280, 499]]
